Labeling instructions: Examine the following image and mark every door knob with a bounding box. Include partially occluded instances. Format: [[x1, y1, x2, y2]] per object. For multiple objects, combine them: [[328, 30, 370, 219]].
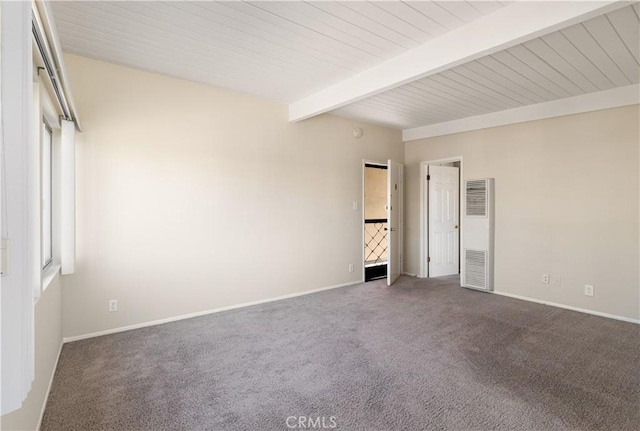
[[390, 228, 397, 231]]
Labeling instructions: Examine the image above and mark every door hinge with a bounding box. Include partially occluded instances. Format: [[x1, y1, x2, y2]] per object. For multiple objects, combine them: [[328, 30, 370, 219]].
[[427, 175, 431, 181], [428, 256, 431, 262]]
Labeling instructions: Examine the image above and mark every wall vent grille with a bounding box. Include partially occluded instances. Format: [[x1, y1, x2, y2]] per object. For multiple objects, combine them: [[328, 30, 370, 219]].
[[464, 249, 487, 290], [466, 179, 487, 216]]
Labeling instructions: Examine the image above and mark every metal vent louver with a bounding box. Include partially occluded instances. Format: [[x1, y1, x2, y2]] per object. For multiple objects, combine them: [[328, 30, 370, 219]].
[[466, 179, 487, 216], [464, 249, 487, 289]]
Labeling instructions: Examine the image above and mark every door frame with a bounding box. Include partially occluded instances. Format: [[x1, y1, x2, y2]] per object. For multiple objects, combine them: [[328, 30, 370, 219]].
[[387, 160, 404, 286], [419, 156, 464, 279], [362, 159, 388, 282]]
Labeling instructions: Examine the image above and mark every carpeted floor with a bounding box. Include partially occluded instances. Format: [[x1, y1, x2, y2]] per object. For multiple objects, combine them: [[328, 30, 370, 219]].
[[42, 276, 639, 431]]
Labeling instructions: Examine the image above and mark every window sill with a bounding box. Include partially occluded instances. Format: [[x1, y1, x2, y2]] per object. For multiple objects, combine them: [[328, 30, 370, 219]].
[[42, 262, 61, 292]]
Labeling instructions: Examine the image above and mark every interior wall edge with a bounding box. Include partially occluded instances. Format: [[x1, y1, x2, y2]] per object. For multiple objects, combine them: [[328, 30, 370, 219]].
[[492, 291, 640, 325], [403, 105, 640, 322], [62, 280, 363, 344], [1, 273, 63, 431], [35, 341, 63, 431], [61, 53, 403, 339], [403, 85, 640, 142]]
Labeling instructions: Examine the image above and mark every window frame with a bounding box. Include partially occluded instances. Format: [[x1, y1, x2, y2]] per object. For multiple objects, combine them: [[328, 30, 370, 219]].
[[41, 117, 53, 270]]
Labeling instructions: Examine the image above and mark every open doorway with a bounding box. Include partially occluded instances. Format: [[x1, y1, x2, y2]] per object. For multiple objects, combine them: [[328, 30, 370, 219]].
[[420, 157, 463, 279], [364, 163, 388, 282]]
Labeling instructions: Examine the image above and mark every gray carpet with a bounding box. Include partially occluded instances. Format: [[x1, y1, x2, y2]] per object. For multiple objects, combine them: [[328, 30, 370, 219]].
[[42, 276, 639, 431]]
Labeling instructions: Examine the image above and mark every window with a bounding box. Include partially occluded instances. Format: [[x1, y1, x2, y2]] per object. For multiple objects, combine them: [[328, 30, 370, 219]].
[[41, 119, 53, 269]]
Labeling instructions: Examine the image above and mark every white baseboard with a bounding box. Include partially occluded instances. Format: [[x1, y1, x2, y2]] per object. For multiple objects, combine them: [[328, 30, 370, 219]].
[[402, 272, 417, 277], [492, 291, 640, 324], [63, 280, 364, 343], [37, 340, 63, 431]]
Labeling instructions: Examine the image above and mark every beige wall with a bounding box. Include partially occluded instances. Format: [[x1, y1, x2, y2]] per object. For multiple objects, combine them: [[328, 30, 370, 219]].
[[62, 54, 403, 338], [404, 105, 640, 320], [365, 167, 387, 220], [1, 274, 63, 431]]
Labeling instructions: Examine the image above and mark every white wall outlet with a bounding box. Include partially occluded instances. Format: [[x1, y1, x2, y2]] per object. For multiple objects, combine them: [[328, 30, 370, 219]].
[[551, 275, 562, 286], [584, 285, 594, 297], [108, 299, 118, 312], [542, 274, 550, 284], [352, 201, 359, 211], [348, 263, 354, 273]]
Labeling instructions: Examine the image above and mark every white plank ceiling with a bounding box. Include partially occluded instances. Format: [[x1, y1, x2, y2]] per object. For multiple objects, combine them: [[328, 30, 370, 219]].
[[52, 1, 639, 130], [333, 3, 640, 129], [52, 1, 507, 103], [53, 1, 510, 102]]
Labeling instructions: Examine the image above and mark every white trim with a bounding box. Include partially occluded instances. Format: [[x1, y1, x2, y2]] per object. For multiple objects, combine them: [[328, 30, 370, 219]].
[[60, 120, 75, 275], [492, 291, 640, 325], [63, 280, 363, 343], [401, 272, 417, 277], [403, 85, 640, 141], [289, 1, 624, 122], [420, 157, 464, 279], [397, 162, 404, 283], [40, 263, 60, 295], [36, 340, 63, 431], [32, 83, 42, 302]]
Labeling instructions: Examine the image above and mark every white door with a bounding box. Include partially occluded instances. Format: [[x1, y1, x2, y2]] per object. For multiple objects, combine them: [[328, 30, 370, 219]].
[[387, 160, 403, 286], [428, 166, 459, 277]]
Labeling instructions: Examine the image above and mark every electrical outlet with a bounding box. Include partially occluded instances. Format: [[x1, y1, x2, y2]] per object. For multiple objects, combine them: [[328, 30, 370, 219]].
[[348, 263, 354, 273], [352, 201, 359, 211], [542, 274, 549, 284], [108, 299, 118, 312], [551, 275, 562, 286], [584, 285, 594, 297]]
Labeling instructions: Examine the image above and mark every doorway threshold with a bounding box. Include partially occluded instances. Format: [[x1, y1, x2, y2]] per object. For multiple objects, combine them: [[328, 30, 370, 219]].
[[365, 263, 387, 282]]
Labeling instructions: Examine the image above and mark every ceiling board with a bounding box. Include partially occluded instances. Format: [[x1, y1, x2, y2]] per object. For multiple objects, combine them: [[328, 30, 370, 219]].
[[53, 0, 506, 103], [334, 5, 640, 129], [52, 2, 638, 130]]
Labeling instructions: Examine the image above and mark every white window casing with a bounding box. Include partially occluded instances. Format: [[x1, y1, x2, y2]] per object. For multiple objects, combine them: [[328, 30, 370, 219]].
[[41, 119, 53, 270], [60, 119, 75, 275]]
